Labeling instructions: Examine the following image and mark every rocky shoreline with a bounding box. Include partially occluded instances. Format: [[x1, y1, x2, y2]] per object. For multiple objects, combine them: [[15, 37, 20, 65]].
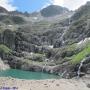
[[0, 75, 90, 90]]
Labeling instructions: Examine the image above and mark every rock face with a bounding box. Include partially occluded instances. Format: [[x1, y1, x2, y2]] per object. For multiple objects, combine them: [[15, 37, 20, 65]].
[[1, 29, 16, 49]]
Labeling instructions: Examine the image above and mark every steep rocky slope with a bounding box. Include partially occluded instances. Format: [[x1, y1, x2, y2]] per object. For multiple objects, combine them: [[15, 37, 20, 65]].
[[64, 1, 90, 45]]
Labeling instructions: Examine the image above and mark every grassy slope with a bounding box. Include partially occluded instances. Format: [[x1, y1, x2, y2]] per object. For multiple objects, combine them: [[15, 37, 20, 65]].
[[71, 43, 90, 64]]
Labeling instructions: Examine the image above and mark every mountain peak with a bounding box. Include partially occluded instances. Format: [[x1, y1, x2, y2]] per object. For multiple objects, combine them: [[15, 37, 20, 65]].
[[40, 5, 69, 17]]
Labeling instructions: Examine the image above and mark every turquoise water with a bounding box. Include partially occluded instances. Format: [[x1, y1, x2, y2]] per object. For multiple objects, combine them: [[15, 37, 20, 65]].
[[0, 69, 60, 80]]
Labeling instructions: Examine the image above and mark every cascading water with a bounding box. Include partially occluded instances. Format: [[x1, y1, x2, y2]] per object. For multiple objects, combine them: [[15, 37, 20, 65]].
[[77, 58, 88, 78], [60, 26, 69, 45], [42, 59, 49, 72], [60, 19, 71, 45], [0, 58, 10, 70], [60, 70, 67, 77]]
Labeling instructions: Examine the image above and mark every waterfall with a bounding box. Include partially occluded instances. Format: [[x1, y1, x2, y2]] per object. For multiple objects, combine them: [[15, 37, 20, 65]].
[[77, 58, 87, 78], [60, 26, 69, 45], [42, 65, 46, 72], [60, 70, 67, 77], [0, 58, 10, 70], [60, 18, 71, 45], [42, 59, 49, 72]]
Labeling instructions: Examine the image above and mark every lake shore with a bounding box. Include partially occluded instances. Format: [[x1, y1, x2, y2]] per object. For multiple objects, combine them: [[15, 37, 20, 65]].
[[0, 75, 90, 90]]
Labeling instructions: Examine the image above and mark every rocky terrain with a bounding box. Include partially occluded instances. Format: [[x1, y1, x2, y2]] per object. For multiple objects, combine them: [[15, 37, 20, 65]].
[[0, 2, 90, 78], [0, 76, 90, 90]]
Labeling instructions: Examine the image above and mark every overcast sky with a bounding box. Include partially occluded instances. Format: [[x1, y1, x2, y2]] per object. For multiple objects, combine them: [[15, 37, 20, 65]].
[[0, 0, 90, 12]]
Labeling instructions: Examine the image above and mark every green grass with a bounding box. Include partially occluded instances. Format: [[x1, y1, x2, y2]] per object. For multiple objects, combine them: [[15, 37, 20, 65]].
[[71, 44, 90, 64], [0, 44, 12, 54]]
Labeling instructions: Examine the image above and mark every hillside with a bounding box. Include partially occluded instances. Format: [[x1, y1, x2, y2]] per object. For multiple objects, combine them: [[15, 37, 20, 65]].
[[64, 1, 90, 44], [71, 1, 90, 21]]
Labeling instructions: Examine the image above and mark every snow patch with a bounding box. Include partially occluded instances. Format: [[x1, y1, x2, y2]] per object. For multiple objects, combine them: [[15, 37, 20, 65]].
[[77, 37, 90, 47], [48, 45, 53, 48], [33, 17, 38, 20]]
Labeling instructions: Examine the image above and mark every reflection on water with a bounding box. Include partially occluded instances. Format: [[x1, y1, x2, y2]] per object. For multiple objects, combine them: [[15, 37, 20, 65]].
[[0, 69, 60, 80]]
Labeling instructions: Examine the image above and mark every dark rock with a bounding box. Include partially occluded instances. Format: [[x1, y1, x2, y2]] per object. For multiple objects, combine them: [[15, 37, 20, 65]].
[[56, 84, 59, 86], [87, 84, 90, 88], [21, 64, 42, 72]]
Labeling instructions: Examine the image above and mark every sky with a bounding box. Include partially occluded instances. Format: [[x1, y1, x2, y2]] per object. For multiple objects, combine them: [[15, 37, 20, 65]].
[[0, 0, 90, 12]]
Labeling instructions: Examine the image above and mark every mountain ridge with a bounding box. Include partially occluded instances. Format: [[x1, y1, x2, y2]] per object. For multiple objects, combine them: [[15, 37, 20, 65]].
[[0, 5, 71, 18], [0, 6, 8, 13]]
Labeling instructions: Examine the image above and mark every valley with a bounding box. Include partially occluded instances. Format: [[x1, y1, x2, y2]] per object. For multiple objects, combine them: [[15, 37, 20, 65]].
[[0, 2, 90, 79]]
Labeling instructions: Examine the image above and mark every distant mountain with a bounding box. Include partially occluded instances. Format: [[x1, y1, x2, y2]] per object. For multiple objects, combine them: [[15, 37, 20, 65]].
[[71, 1, 90, 21], [0, 6, 8, 13], [40, 5, 69, 17]]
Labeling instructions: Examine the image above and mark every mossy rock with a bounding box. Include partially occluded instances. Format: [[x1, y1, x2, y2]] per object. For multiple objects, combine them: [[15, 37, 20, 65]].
[[0, 44, 12, 54]]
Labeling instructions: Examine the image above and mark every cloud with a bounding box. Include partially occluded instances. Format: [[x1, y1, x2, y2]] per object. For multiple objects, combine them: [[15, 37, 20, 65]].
[[48, 0, 90, 10], [0, 0, 17, 11], [63, 0, 90, 10], [49, 0, 64, 6], [41, 3, 50, 9], [41, 0, 64, 9]]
